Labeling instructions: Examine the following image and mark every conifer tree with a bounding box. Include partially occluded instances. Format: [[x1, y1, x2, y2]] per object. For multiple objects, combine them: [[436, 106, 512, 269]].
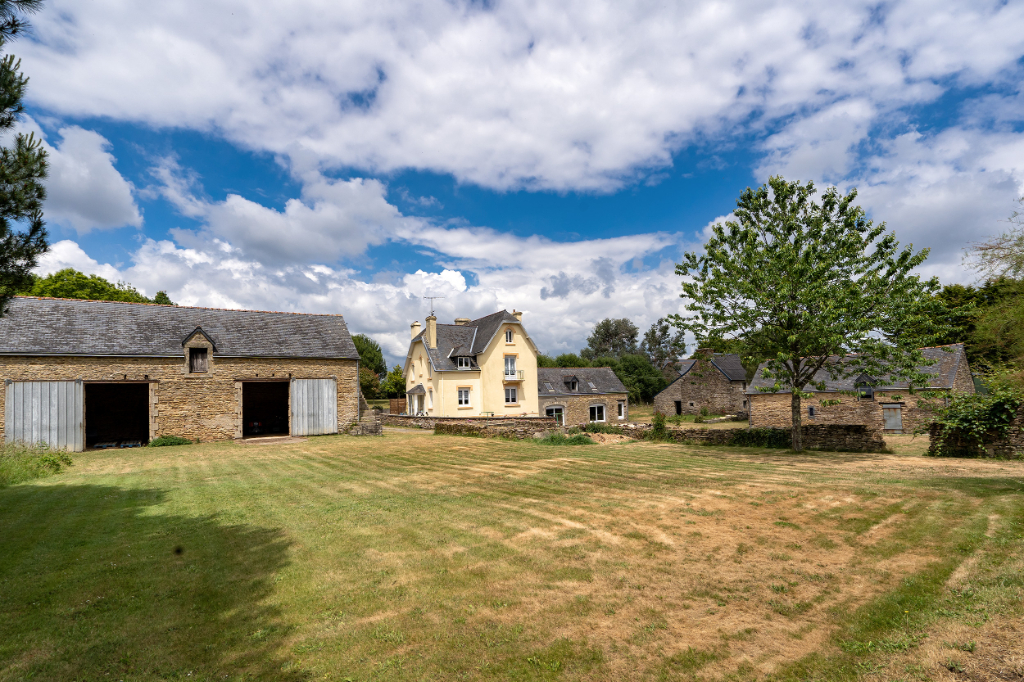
[[0, 0, 48, 317]]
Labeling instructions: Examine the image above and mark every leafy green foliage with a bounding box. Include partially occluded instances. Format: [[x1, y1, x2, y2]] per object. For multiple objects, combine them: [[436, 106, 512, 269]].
[[581, 318, 639, 360], [536, 353, 559, 367], [378, 364, 406, 399], [640, 317, 686, 375], [585, 353, 666, 403], [650, 412, 667, 440], [673, 177, 948, 450], [352, 334, 387, 376], [582, 422, 622, 434], [730, 428, 791, 449], [928, 387, 1024, 457], [538, 432, 595, 446], [0, 3, 48, 318], [0, 442, 72, 487], [148, 435, 192, 447], [358, 366, 380, 399], [554, 352, 591, 368]]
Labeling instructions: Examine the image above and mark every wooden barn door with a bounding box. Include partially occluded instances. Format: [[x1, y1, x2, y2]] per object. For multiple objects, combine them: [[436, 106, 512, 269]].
[[290, 378, 338, 436], [5, 380, 84, 452]]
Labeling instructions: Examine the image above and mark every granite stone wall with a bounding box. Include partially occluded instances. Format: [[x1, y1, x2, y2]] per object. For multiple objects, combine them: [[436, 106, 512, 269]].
[[0, 355, 359, 444], [382, 414, 557, 431], [538, 393, 628, 426], [928, 405, 1024, 459], [619, 423, 887, 452], [654, 354, 747, 416], [748, 391, 945, 434]]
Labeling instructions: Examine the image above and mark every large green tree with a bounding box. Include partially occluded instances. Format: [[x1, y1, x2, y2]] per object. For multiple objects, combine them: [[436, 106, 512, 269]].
[[352, 334, 387, 376], [25, 268, 175, 305], [0, 0, 48, 317], [580, 318, 639, 360], [673, 177, 948, 450], [640, 317, 686, 378]]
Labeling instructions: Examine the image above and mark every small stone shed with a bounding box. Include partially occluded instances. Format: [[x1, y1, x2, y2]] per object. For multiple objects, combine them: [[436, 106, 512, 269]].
[[747, 344, 974, 434], [538, 367, 628, 426], [653, 350, 748, 416], [0, 297, 361, 450]]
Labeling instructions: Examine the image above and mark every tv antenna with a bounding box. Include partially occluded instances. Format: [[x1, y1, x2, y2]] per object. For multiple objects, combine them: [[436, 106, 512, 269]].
[[424, 296, 445, 316]]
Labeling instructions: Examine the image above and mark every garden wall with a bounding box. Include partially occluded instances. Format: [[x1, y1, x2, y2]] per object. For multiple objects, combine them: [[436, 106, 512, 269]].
[[622, 423, 887, 452], [383, 414, 557, 433], [928, 409, 1024, 459]]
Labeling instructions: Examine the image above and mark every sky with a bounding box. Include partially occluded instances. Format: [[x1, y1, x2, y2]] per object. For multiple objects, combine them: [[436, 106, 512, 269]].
[[12, 0, 1024, 366]]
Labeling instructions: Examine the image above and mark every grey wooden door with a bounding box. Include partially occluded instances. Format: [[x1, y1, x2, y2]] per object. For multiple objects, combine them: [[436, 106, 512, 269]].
[[5, 380, 84, 451], [290, 378, 338, 436], [881, 404, 903, 432]]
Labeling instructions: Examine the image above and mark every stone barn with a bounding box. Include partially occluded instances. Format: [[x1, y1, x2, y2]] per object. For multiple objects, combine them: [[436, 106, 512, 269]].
[[0, 297, 361, 450], [653, 350, 748, 416], [747, 344, 974, 434], [538, 367, 628, 426]]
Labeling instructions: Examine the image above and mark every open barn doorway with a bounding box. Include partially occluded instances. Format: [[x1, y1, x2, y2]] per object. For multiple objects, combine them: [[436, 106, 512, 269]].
[[85, 383, 150, 448], [242, 381, 290, 437]]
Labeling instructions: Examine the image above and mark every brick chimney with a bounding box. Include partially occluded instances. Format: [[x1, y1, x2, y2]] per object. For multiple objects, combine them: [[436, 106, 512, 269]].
[[425, 314, 437, 349], [410, 320, 421, 339], [454, 318, 471, 325], [512, 309, 523, 322]]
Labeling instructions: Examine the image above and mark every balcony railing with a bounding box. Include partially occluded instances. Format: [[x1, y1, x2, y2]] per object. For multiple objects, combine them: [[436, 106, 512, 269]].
[[504, 369, 525, 381]]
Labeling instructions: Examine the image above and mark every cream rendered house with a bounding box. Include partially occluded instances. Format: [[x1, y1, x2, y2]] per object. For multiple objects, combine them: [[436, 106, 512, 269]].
[[404, 310, 539, 417]]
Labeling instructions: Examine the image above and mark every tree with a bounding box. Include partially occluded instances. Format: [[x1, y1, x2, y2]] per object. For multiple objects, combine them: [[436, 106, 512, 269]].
[[965, 196, 1024, 279], [26, 268, 174, 304], [580, 318, 638, 360], [553, 352, 590, 368], [615, 354, 667, 404], [673, 177, 948, 451], [379, 365, 406, 399], [352, 334, 387, 376], [640, 317, 686, 377], [359, 366, 380, 399], [536, 354, 559, 367], [0, 0, 48, 318]]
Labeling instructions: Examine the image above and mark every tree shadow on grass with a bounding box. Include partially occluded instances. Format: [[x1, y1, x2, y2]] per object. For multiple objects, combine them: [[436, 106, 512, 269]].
[[0, 484, 307, 681]]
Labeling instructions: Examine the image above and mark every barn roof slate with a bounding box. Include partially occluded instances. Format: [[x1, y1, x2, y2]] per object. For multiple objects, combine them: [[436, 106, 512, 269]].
[[538, 367, 628, 396], [675, 353, 746, 382], [0, 297, 360, 360], [746, 344, 966, 394]]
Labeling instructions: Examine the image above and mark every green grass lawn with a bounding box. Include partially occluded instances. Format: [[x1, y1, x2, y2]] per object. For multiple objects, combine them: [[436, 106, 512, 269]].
[[1, 433, 1022, 680]]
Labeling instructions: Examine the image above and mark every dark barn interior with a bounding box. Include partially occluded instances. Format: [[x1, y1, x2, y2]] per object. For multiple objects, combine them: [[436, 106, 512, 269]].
[[85, 383, 150, 448], [242, 381, 289, 436]]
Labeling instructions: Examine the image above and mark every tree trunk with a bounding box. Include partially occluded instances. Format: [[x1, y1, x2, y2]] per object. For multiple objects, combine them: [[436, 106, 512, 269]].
[[791, 391, 802, 451]]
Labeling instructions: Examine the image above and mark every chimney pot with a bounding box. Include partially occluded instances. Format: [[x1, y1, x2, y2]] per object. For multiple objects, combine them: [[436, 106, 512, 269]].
[[454, 318, 471, 326], [410, 320, 421, 339], [512, 310, 523, 322]]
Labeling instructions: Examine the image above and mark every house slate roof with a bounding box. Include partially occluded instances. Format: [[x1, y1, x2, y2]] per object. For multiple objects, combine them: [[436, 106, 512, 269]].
[[412, 310, 522, 372], [0, 296, 360, 359], [746, 344, 966, 394], [538, 367, 628, 396], [675, 353, 747, 382]]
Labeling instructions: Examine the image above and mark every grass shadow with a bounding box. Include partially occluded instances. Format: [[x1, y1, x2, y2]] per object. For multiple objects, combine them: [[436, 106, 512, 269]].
[[0, 483, 304, 681]]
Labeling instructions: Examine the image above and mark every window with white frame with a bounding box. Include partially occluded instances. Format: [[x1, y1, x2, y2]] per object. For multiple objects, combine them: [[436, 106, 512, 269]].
[[617, 401, 625, 419], [458, 388, 471, 406], [505, 329, 514, 343], [457, 356, 472, 369], [589, 404, 605, 422], [505, 387, 517, 404], [504, 355, 517, 377]]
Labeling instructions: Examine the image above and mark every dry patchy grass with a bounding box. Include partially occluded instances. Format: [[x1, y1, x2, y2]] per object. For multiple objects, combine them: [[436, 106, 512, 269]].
[[0, 432, 1021, 681]]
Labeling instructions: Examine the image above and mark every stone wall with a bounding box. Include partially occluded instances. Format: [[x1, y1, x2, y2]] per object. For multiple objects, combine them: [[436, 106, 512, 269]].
[[382, 414, 557, 431], [0, 355, 359, 444], [748, 391, 945, 434], [538, 393, 628, 426], [654, 355, 746, 416], [928, 405, 1024, 459], [618, 423, 887, 452], [434, 421, 554, 440]]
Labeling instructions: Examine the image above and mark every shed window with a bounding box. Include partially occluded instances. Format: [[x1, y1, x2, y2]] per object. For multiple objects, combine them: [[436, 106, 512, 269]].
[[189, 348, 208, 373], [617, 401, 625, 419]]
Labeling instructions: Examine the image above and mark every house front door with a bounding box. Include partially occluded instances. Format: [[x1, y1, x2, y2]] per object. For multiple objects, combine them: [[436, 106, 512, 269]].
[[881, 404, 903, 433]]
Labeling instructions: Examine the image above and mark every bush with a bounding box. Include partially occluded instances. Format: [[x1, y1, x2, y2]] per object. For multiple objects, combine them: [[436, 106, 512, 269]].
[[0, 444, 73, 487], [539, 433, 595, 446], [148, 435, 193, 447], [928, 387, 1024, 457], [730, 428, 791, 449], [650, 412, 667, 440]]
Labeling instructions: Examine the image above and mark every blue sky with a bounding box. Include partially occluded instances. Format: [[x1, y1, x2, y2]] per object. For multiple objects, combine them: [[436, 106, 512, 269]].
[[13, 0, 1024, 365]]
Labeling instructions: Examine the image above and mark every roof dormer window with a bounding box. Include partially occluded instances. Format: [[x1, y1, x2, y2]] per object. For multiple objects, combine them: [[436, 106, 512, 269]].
[[457, 356, 472, 369], [568, 379, 578, 391], [189, 347, 208, 373]]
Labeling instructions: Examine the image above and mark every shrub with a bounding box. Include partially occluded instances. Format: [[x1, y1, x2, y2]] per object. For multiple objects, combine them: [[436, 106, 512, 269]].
[[928, 387, 1024, 457], [583, 422, 623, 435], [650, 412, 667, 441], [730, 428, 791, 449], [539, 433, 595, 446], [0, 444, 73, 488], [148, 435, 193, 447]]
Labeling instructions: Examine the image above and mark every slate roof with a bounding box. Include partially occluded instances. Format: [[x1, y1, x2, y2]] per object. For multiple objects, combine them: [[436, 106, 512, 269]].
[[746, 344, 966, 394], [0, 297, 360, 359], [676, 353, 747, 382], [412, 310, 522, 372], [538, 367, 628, 396]]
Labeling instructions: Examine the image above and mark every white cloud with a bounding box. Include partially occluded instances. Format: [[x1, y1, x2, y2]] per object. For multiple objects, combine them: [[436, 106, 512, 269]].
[[21, 119, 142, 232], [19, 0, 1024, 191], [151, 159, 420, 265]]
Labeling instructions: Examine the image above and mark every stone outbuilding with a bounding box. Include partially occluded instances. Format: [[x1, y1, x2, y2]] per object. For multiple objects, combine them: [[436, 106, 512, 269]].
[[747, 343, 974, 434], [538, 367, 628, 426], [653, 350, 748, 416], [0, 297, 361, 450]]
